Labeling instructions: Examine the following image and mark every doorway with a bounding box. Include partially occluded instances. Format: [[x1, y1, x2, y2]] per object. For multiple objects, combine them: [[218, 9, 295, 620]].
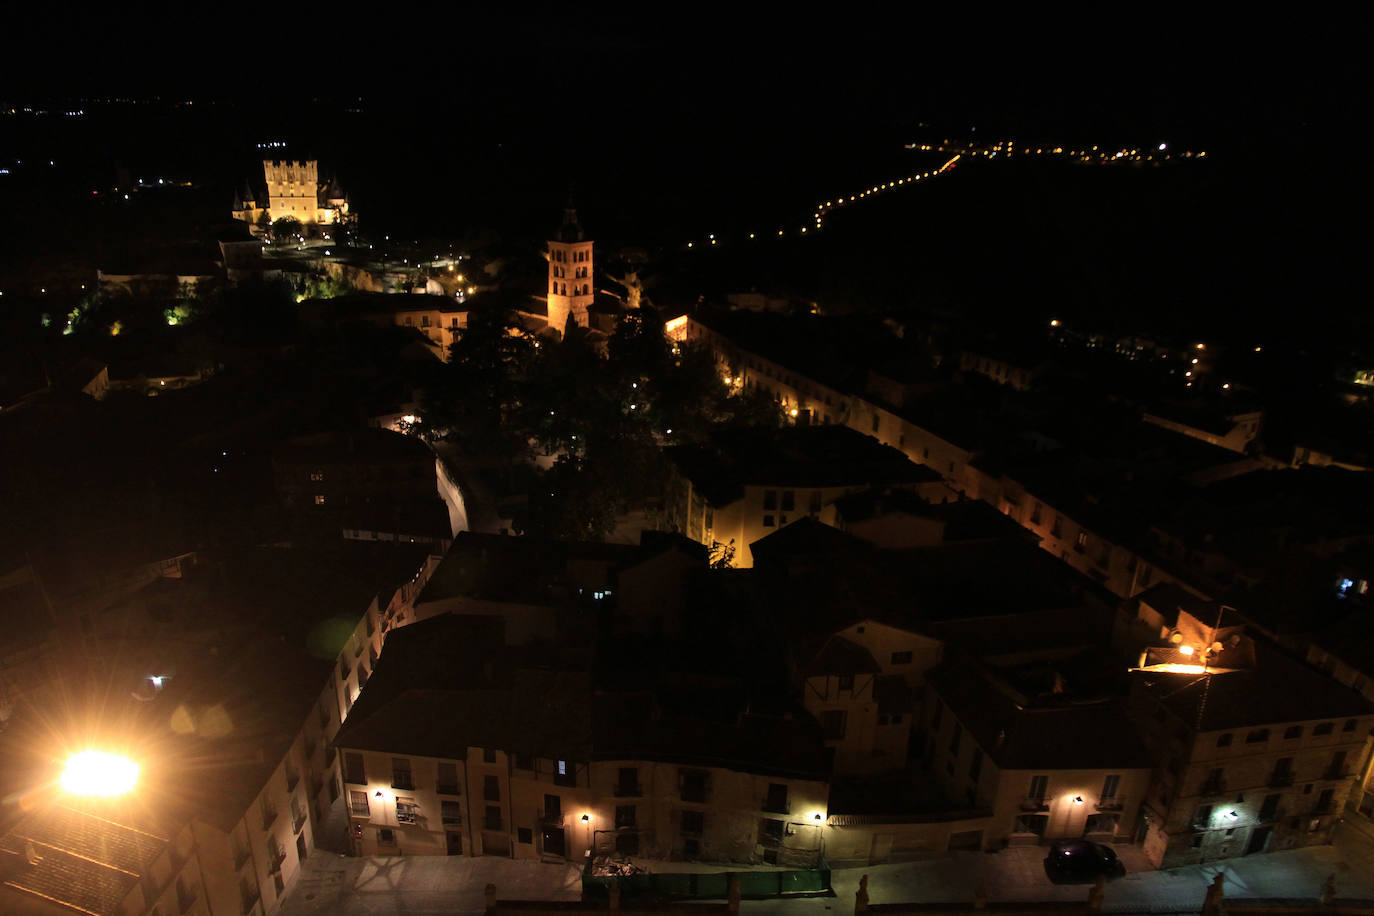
[[543, 827, 566, 858], [1245, 826, 1272, 855]]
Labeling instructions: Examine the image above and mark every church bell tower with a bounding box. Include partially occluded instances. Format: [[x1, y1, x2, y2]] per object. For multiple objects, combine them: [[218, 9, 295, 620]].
[[546, 206, 594, 335]]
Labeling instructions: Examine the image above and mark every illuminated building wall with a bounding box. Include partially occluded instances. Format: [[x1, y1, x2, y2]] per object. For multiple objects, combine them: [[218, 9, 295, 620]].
[[336, 748, 827, 866], [546, 208, 594, 335], [233, 159, 350, 227]]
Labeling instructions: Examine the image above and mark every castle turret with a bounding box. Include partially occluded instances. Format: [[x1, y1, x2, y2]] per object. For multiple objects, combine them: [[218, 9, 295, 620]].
[[546, 206, 594, 335]]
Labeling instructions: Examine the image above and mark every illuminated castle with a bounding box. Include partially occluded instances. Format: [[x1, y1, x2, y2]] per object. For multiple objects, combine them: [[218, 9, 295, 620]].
[[545, 206, 593, 335], [232, 159, 350, 230]]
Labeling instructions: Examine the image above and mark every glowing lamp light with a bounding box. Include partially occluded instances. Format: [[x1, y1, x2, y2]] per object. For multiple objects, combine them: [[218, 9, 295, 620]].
[[581, 814, 590, 822], [789, 408, 799, 417], [61, 751, 139, 797], [1050, 319, 1060, 327], [1073, 795, 1084, 805], [1178, 645, 1195, 656]]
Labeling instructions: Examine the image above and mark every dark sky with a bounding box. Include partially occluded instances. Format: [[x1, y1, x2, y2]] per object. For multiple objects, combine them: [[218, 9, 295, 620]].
[[3, 8, 1361, 148]]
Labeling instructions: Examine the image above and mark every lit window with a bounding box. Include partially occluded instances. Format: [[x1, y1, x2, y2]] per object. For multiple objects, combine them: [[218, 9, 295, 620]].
[[558, 760, 567, 776], [314, 494, 326, 505]]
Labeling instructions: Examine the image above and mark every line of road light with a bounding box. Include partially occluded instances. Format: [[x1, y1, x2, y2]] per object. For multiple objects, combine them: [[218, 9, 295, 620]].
[[682, 137, 1207, 253]]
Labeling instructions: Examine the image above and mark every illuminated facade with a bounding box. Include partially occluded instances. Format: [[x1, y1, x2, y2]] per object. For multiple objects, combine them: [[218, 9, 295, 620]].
[[232, 159, 350, 230], [545, 207, 594, 335], [1128, 596, 1374, 868], [925, 658, 1154, 850]]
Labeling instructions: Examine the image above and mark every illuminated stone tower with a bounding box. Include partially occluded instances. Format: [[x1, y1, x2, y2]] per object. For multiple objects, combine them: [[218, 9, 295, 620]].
[[546, 206, 594, 335], [263, 159, 320, 222]]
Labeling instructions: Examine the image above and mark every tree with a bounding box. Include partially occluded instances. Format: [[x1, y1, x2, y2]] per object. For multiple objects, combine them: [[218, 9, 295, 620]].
[[270, 217, 304, 246]]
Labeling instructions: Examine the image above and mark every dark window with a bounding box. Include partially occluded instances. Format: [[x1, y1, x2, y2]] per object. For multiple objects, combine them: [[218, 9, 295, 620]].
[[1246, 729, 1271, 744], [344, 753, 366, 785], [377, 828, 395, 846], [969, 749, 983, 782], [543, 793, 561, 818], [514, 753, 532, 771], [1216, 733, 1233, 748], [484, 806, 502, 831], [483, 775, 499, 802], [1284, 726, 1303, 740], [1030, 503, 1042, 525], [437, 763, 459, 795], [483, 747, 497, 763], [616, 767, 640, 796], [615, 805, 636, 828], [759, 819, 784, 845], [1051, 517, 1063, 538], [1028, 775, 1048, 802], [1102, 774, 1120, 802], [809, 491, 822, 513], [1313, 722, 1334, 736], [763, 490, 778, 510], [764, 783, 788, 814], [1344, 719, 1359, 733], [822, 710, 846, 740], [891, 650, 913, 665], [949, 723, 962, 755], [349, 790, 369, 817], [837, 674, 854, 691], [680, 769, 708, 803], [1194, 804, 1213, 827], [392, 758, 413, 790], [517, 828, 532, 844], [781, 491, 795, 511], [762, 515, 775, 528], [441, 801, 462, 825], [680, 810, 704, 835]]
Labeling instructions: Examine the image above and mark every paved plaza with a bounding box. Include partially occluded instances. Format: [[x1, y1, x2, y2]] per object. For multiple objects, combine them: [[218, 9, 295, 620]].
[[279, 818, 1374, 915]]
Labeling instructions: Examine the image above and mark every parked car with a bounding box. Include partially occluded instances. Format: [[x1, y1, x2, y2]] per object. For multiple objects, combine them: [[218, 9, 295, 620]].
[[1044, 840, 1126, 883]]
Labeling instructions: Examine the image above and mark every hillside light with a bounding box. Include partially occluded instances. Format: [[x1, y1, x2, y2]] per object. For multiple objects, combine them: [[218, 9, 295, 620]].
[[61, 751, 139, 797]]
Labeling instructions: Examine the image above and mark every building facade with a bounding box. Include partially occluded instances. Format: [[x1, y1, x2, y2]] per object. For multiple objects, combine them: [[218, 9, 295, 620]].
[[546, 207, 594, 335]]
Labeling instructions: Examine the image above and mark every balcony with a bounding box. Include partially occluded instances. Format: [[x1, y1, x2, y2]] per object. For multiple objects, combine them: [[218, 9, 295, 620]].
[[292, 808, 307, 834], [391, 778, 415, 792], [539, 810, 565, 827], [1019, 797, 1049, 812], [1268, 772, 1295, 788], [613, 782, 642, 798], [441, 811, 463, 827], [553, 772, 577, 788], [1313, 800, 1336, 816], [260, 806, 278, 831], [286, 770, 300, 792], [1324, 767, 1353, 781], [436, 783, 460, 796], [761, 799, 790, 816], [268, 847, 286, 874], [348, 799, 370, 817], [1095, 796, 1124, 811]]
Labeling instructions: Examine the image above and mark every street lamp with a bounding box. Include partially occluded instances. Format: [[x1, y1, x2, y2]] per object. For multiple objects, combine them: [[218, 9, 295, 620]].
[[60, 751, 139, 797]]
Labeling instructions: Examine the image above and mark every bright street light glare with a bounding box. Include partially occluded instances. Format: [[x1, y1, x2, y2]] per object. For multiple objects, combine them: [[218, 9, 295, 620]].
[[60, 751, 139, 797]]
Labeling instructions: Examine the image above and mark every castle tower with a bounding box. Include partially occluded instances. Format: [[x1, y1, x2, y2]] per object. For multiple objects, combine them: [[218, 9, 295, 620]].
[[263, 159, 320, 222], [546, 206, 594, 335]]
